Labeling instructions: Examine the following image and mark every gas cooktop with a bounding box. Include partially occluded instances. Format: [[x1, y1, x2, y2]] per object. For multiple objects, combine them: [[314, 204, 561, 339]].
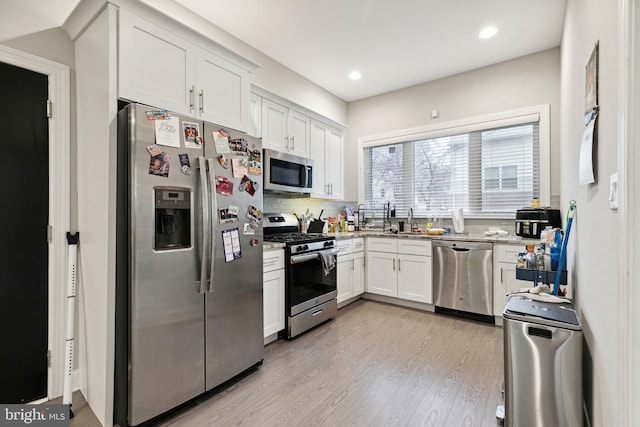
[[263, 232, 332, 245], [263, 213, 335, 246]]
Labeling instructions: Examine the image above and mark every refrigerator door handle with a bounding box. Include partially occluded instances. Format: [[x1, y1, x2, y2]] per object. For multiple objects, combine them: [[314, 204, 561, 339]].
[[207, 158, 218, 293], [198, 156, 210, 294]]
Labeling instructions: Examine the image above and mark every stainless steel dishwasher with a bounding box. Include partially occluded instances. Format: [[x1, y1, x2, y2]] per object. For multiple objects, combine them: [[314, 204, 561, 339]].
[[432, 240, 493, 322]]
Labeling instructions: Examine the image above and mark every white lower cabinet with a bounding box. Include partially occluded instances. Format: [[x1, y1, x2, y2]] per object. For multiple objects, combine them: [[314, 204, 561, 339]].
[[366, 238, 432, 303], [336, 238, 365, 305], [397, 253, 432, 303], [493, 243, 531, 316], [263, 249, 285, 338]]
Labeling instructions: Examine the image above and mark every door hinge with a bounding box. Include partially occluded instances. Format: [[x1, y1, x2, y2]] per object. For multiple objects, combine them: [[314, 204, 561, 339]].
[[47, 350, 52, 368], [47, 225, 53, 243], [46, 100, 52, 118]]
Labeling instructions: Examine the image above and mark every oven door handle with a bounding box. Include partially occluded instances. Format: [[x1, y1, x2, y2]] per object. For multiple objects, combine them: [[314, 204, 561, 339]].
[[290, 248, 338, 264]]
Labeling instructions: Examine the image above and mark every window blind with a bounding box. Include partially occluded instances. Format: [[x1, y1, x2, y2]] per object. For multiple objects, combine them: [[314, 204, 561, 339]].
[[362, 121, 540, 218]]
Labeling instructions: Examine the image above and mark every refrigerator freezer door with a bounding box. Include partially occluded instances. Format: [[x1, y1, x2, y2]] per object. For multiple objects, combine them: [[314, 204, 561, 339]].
[[203, 123, 264, 391], [123, 104, 206, 425]]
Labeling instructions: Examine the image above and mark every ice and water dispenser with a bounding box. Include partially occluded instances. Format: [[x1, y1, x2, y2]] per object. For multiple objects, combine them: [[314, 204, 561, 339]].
[[154, 187, 191, 250]]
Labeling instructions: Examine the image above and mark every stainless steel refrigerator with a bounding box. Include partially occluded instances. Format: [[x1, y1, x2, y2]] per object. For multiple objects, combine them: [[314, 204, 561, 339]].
[[115, 103, 264, 426]]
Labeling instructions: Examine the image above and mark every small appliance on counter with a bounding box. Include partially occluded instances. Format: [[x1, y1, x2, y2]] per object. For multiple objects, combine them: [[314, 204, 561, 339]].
[[515, 207, 562, 239]]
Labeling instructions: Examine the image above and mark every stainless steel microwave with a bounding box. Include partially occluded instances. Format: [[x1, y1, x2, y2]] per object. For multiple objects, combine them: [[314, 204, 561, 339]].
[[263, 149, 313, 194]]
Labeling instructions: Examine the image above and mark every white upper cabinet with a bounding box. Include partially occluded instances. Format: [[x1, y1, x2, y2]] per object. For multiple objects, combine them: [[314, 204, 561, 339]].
[[195, 50, 250, 130], [261, 98, 310, 157], [119, 9, 252, 131], [310, 119, 344, 199], [248, 93, 262, 138], [288, 109, 311, 157], [261, 98, 288, 150], [119, 9, 194, 114]]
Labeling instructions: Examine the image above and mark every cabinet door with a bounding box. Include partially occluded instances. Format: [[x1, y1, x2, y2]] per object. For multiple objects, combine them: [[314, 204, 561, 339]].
[[336, 239, 352, 256], [494, 262, 530, 316], [263, 269, 284, 337], [325, 127, 343, 199], [119, 10, 194, 115], [366, 238, 398, 253], [288, 109, 310, 157], [352, 252, 365, 296], [397, 254, 432, 303], [261, 99, 288, 152], [248, 93, 262, 138], [336, 254, 353, 303], [398, 239, 432, 256], [309, 121, 327, 196], [195, 50, 249, 131], [263, 249, 284, 273], [352, 238, 364, 253], [366, 252, 397, 297]]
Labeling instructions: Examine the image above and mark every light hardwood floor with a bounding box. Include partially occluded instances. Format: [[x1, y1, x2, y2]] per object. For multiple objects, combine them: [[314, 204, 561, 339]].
[[65, 300, 505, 426]]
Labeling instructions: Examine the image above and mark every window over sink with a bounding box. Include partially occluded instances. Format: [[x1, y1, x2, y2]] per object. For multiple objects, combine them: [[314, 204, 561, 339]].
[[358, 105, 550, 218]]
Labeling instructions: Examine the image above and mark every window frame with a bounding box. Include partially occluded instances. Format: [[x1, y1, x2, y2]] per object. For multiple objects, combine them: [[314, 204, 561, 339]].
[[357, 105, 550, 219]]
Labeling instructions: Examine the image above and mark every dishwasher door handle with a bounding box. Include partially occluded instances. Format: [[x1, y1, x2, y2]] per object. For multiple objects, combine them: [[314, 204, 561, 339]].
[[452, 247, 471, 252]]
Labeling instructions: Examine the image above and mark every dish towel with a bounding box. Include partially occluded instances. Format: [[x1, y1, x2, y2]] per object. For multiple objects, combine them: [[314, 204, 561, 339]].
[[319, 248, 338, 276]]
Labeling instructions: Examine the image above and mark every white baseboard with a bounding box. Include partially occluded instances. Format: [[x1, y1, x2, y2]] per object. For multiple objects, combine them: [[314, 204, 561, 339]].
[[72, 368, 82, 392], [264, 333, 279, 346]]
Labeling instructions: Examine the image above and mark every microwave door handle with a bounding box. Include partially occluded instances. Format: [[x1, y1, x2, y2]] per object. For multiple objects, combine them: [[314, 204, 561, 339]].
[[300, 164, 307, 188], [207, 158, 218, 293], [198, 156, 209, 294]]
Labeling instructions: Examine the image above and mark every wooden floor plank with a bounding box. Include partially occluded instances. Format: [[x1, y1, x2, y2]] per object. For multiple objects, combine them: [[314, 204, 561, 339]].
[[61, 299, 504, 427]]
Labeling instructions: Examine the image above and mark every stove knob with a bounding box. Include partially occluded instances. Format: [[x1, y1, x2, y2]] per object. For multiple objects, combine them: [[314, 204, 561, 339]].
[[303, 244, 309, 251], [324, 241, 334, 247]]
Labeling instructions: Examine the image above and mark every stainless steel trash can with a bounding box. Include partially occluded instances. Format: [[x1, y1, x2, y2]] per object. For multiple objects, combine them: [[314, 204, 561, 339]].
[[503, 295, 582, 427]]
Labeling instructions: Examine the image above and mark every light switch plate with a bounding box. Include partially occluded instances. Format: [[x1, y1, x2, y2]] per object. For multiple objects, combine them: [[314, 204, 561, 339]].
[[609, 173, 618, 210]]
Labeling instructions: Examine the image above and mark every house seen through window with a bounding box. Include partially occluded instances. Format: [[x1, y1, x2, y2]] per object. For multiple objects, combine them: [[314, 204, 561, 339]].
[[361, 111, 542, 218]]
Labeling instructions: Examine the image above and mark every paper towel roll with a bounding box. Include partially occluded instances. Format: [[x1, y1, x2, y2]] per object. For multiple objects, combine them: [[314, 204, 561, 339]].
[[451, 208, 464, 233]]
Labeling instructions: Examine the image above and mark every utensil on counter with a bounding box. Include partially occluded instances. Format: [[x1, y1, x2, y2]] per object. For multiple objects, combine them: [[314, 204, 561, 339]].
[[308, 208, 325, 233]]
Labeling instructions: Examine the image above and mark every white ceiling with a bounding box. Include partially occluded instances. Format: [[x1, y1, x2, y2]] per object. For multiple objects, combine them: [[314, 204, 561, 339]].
[[2, 0, 566, 103], [174, 0, 567, 102], [0, 0, 82, 42]]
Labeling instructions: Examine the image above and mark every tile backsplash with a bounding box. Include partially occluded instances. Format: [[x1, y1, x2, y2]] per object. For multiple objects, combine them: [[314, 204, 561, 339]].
[[264, 195, 355, 220], [264, 195, 520, 235]]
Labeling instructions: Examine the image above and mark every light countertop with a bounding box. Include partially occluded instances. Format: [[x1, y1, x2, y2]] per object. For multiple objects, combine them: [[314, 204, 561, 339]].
[[261, 231, 539, 251], [329, 230, 539, 244]]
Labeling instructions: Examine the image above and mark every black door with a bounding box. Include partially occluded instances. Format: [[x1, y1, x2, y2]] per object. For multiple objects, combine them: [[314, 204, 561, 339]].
[[0, 61, 49, 403]]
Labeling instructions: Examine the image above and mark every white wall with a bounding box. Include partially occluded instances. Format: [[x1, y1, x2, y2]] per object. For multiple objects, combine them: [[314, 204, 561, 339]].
[[74, 6, 118, 426], [560, 1, 625, 425], [345, 48, 561, 203]]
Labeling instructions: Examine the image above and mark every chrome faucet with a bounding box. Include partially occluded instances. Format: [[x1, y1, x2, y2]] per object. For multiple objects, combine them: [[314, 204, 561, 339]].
[[408, 208, 417, 231], [383, 202, 392, 231]]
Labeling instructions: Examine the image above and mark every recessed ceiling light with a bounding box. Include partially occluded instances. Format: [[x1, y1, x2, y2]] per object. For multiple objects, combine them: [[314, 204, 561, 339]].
[[479, 26, 498, 39], [349, 71, 362, 80]]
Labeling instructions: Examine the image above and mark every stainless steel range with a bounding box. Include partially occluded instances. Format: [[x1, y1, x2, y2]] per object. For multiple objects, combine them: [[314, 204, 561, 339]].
[[263, 213, 338, 338]]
